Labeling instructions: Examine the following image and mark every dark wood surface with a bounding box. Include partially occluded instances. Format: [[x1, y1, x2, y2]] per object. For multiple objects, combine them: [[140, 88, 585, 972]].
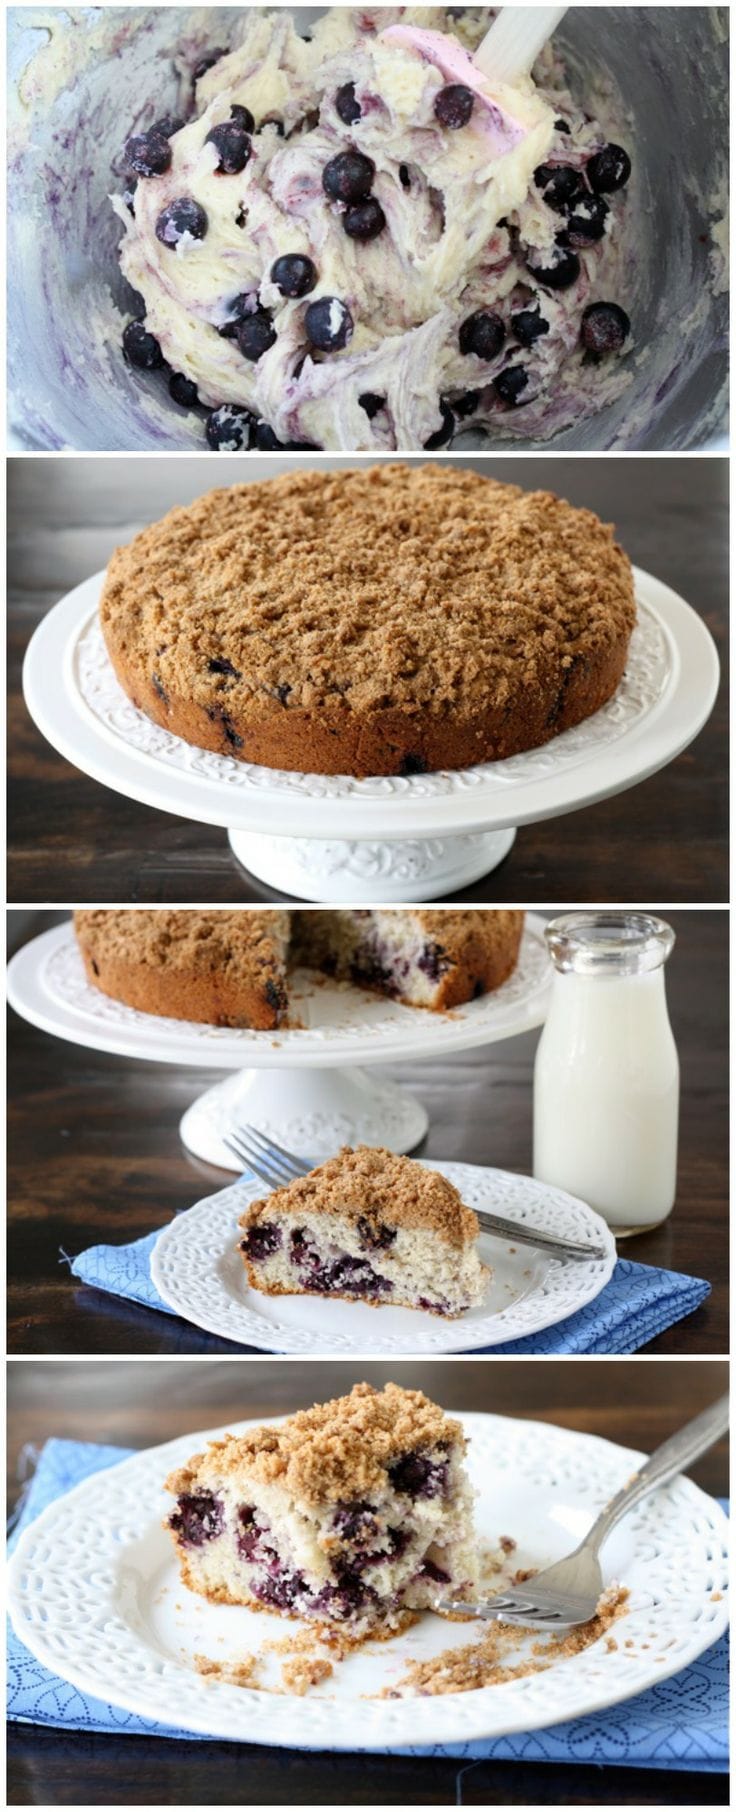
[[7, 456, 728, 904], [7, 1359, 729, 1807], [7, 909, 728, 1356]]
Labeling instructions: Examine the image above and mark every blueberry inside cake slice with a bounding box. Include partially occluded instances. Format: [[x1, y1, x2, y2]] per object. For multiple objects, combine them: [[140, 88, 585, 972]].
[[165, 1382, 478, 1636], [238, 1145, 489, 1317]]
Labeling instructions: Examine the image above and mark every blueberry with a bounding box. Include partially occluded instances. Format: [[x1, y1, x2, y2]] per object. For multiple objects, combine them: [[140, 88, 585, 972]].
[[205, 405, 255, 450], [122, 320, 163, 370], [527, 245, 580, 289], [563, 194, 609, 246], [205, 122, 251, 174], [580, 301, 631, 355], [168, 370, 199, 407], [241, 1221, 282, 1260], [389, 1450, 448, 1499], [193, 49, 226, 81], [343, 197, 386, 240], [587, 143, 631, 193], [305, 296, 354, 351], [271, 253, 317, 297], [399, 163, 411, 188], [216, 292, 253, 337], [155, 197, 208, 246], [451, 388, 480, 419], [127, 288, 147, 321], [322, 151, 374, 203], [434, 83, 474, 128], [170, 1490, 224, 1546], [336, 81, 361, 125], [494, 365, 529, 406], [254, 420, 283, 449], [459, 309, 505, 360], [236, 309, 277, 361], [511, 304, 549, 346], [333, 1502, 379, 1541], [208, 657, 241, 677], [124, 130, 171, 177], [424, 401, 454, 448], [420, 1559, 451, 1584], [398, 751, 428, 776], [417, 940, 448, 982], [533, 162, 586, 213], [554, 117, 570, 133], [151, 114, 185, 139], [358, 392, 385, 418], [230, 103, 255, 133], [356, 1216, 397, 1251]]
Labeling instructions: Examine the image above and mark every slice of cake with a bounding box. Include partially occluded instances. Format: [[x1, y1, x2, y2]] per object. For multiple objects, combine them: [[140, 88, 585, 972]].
[[238, 1146, 489, 1317], [165, 1381, 477, 1636], [73, 909, 290, 1029]]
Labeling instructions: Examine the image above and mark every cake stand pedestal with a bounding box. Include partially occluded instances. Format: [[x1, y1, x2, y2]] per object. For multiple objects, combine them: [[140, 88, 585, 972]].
[[23, 566, 719, 903], [7, 918, 552, 1166]]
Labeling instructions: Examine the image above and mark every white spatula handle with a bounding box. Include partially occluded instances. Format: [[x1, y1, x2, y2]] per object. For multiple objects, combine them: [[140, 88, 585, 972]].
[[474, 6, 568, 84]]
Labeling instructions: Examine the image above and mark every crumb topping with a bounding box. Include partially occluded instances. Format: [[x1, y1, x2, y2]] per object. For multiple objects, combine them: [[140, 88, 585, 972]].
[[166, 1382, 464, 1507], [100, 465, 636, 719], [242, 1145, 480, 1246], [74, 908, 289, 977]]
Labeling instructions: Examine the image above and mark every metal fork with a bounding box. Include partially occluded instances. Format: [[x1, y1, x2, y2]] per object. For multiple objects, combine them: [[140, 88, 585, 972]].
[[437, 1394, 730, 1629], [223, 1125, 609, 1263]]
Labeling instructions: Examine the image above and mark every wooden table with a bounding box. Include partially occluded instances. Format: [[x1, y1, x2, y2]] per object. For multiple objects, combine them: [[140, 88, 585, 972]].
[[8, 456, 728, 904], [7, 908, 728, 1356], [7, 1358, 728, 1807]]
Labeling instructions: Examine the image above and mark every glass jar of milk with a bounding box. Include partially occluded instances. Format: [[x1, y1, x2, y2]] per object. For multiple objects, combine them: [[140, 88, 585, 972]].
[[533, 912, 679, 1235]]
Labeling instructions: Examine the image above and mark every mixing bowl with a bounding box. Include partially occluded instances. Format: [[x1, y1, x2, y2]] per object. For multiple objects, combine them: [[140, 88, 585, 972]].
[[7, 5, 729, 451]]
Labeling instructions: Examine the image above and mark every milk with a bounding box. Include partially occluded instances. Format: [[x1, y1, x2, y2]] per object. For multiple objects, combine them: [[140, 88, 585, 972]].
[[533, 915, 679, 1233]]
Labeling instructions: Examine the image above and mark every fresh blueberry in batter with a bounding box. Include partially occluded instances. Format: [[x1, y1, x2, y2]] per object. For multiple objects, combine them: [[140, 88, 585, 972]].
[[122, 320, 163, 370], [527, 244, 581, 289], [358, 393, 385, 418], [205, 405, 255, 450], [423, 401, 454, 448], [155, 197, 208, 246], [533, 163, 586, 213], [459, 310, 505, 360], [271, 253, 318, 297], [255, 420, 283, 449], [168, 371, 199, 407], [452, 388, 481, 418], [494, 366, 529, 406], [305, 297, 354, 351], [580, 301, 631, 354], [322, 151, 375, 202], [336, 82, 361, 124], [434, 83, 474, 128], [511, 303, 549, 345], [230, 103, 255, 133], [587, 143, 632, 193], [193, 49, 226, 81], [205, 122, 252, 174], [343, 198, 386, 240], [563, 194, 609, 246], [124, 130, 171, 177], [236, 310, 277, 361]]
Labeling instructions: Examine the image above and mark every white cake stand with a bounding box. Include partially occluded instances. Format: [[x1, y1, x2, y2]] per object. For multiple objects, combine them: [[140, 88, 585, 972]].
[[22, 566, 718, 902], [7, 917, 552, 1165]]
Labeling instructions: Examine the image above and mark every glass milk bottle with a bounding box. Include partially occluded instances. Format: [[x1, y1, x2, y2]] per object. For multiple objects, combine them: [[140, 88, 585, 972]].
[[533, 913, 679, 1234]]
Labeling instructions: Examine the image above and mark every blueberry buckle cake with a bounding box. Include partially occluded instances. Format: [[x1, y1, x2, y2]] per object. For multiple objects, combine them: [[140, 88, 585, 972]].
[[99, 465, 636, 778], [74, 907, 524, 1029], [239, 1146, 489, 1317], [165, 1382, 477, 1635]]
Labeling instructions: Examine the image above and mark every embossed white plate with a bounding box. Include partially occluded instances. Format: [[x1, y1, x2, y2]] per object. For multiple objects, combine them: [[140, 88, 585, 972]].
[[150, 1162, 616, 1354], [22, 566, 719, 837], [8, 1412, 728, 1748], [7, 916, 550, 1068]]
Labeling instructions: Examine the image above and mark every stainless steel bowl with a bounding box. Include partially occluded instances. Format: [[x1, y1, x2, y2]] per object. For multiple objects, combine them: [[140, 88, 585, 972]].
[[7, 5, 729, 450]]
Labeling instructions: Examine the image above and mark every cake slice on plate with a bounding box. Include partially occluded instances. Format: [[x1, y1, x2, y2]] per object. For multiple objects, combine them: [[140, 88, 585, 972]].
[[165, 1381, 477, 1636], [238, 1145, 489, 1317]]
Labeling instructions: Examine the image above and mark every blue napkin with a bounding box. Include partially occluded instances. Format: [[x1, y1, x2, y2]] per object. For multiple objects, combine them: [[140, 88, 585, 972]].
[[8, 1439, 728, 1769], [69, 1218, 711, 1355]]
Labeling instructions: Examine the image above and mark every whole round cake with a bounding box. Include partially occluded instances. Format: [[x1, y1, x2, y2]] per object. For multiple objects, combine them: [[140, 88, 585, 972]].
[[99, 463, 636, 778]]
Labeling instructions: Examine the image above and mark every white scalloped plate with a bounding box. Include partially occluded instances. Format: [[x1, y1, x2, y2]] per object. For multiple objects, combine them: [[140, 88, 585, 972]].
[[8, 1412, 728, 1749], [150, 1162, 616, 1354], [21, 566, 719, 837], [7, 916, 550, 1069]]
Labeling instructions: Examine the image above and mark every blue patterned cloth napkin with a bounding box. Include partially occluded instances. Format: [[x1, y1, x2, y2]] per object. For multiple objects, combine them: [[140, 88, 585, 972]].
[[70, 1217, 710, 1355], [8, 1439, 728, 1768]]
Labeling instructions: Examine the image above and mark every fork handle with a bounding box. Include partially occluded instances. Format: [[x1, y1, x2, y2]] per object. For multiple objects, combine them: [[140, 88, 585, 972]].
[[475, 1207, 608, 1263], [585, 1394, 730, 1552]]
